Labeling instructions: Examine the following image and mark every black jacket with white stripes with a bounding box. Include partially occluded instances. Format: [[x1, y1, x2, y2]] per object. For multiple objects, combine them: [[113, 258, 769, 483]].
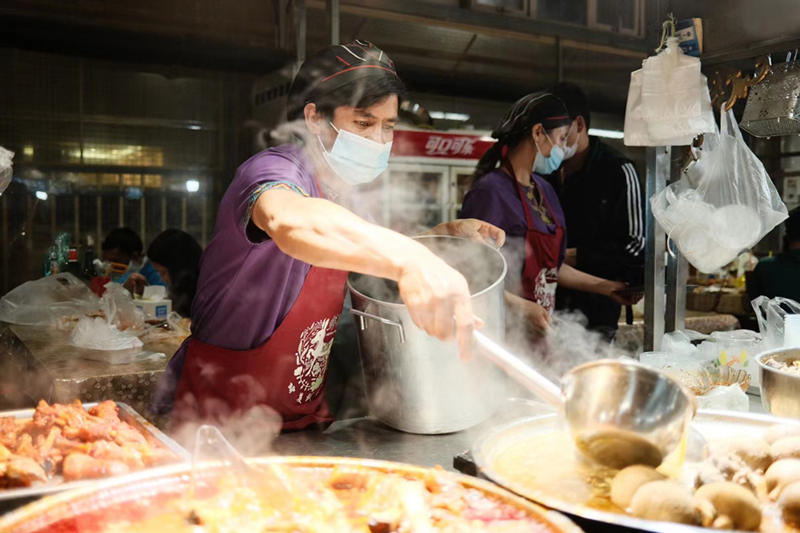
[[544, 137, 644, 335]]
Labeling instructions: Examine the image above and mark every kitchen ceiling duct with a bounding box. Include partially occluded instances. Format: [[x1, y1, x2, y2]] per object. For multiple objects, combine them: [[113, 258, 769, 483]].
[[741, 60, 800, 137]]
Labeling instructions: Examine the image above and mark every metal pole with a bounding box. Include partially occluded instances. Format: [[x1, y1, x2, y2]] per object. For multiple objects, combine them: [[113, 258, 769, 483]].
[[327, 0, 340, 46], [161, 194, 167, 230], [50, 194, 57, 241], [665, 150, 687, 332], [181, 196, 187, 231], [96, 195, 102, 247], [556, 36, 563, 82], [201, 194, 208, 246], [73, 194, 79, 242], [2, 195, 8, 293], [295, 0, 307, 65], [644, 146, 669, 351], [140, 194, 146, 243]]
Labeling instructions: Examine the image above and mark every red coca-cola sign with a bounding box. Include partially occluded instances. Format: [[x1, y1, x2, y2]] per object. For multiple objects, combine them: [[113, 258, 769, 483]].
[[392, 130, 495, 159]]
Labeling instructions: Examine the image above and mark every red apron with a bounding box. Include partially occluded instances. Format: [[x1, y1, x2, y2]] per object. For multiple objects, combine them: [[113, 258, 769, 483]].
[[514, 177, 564, 313], [172, 265, 348, 431]]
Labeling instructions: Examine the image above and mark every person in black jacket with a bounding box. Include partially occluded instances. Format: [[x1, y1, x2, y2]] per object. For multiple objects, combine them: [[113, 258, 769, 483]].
[[544, 82, 645, 340]]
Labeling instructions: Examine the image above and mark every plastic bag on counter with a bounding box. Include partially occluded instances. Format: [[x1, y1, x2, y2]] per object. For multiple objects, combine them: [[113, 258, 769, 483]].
[[651, 105, 788, 273], [0, 145, 13, 195], [138, 311, 191, 354], [752, 296, 800, 350], [639, 330, 714, 379], [695, 383, 750, 412], [100, 282, 145, 334], [0, 273, 100, 328], [69, 316, 143, 351]]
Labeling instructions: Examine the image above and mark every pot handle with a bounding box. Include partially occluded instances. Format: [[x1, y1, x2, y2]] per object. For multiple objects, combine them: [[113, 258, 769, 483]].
[[350, 309, 406, 343]]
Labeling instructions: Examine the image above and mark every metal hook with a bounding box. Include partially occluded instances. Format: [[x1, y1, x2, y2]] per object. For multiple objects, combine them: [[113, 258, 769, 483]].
[[666, 235, 678, 260], [655, 13, 677, 52]]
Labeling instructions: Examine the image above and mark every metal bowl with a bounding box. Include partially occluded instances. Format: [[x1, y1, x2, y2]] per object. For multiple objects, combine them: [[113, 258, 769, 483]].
[[757, 348, 800, 418], [561, 359, 696, 468]]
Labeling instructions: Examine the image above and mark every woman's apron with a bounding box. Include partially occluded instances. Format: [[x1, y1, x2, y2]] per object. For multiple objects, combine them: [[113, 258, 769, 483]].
[[513, 178, 564, 313], [171, 264, 348, 431]]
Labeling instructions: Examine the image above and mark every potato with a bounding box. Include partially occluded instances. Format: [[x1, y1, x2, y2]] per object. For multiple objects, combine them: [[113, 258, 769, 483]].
[[764, 424, 800, 445], [712, 436, 772, 472], [766, 459, 800, 500], [779, 480, 800, 526], [610, 465, 666, 509], [695, 481, 762, 531], [629, 480, 700, 525], [771, 436, 800, 461]]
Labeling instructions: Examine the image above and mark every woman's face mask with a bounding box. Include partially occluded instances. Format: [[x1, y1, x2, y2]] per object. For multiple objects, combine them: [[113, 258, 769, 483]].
[[533, 132, 565, 175], [317, 123, 392, 185]]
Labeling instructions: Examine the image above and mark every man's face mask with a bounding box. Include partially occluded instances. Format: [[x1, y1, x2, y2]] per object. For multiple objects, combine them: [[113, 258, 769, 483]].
[[562, 121, 579, 161], [533, 132, 565, 175], [317, 122, 392, 185]]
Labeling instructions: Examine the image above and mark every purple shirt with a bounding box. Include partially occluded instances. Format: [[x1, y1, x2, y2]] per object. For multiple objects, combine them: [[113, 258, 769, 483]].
[[460, 169, 567, 290], [190, 144, 319, 350]]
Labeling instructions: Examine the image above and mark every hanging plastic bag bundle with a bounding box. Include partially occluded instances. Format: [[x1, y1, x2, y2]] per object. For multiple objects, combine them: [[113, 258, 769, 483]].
[[624, 22, 715, 146], [651, 106, 789, 273]]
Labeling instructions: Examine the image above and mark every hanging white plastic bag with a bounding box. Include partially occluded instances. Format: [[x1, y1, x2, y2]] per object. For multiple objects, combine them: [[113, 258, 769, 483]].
[[624, 38, 715, 146], [0, 146, 12, 195], [640, 38, 716, 143], [0, 273, 100, 327], [651, 105, 788, 272]]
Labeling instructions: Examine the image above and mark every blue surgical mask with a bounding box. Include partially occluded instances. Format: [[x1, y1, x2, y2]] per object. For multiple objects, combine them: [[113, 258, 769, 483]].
[[533, 133, 564, 175], [318, 123, 391, 185]]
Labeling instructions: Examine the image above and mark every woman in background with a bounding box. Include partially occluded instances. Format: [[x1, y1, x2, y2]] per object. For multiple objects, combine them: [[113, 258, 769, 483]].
[[146, 229, 202, 318], [461, 92, 634, 339]]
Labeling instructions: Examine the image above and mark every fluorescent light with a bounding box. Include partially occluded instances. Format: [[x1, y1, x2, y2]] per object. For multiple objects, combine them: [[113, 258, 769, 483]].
[[35, 190, 48, 201], [187, 124, 202, 131], [589, 128, 625, 139], [429, 111, 471, 122], [185, 179, 200, 192]]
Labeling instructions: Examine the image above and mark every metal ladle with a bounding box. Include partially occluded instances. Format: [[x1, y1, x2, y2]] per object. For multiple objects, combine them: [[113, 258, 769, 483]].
[[473, 331, 696, 469]]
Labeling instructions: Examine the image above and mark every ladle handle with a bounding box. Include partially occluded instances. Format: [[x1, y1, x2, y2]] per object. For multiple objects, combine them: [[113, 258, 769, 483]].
[[473, 330, 564, 409]]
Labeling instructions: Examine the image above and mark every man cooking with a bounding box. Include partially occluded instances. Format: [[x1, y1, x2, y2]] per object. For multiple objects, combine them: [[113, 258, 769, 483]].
[[152, 40, 504, 430]]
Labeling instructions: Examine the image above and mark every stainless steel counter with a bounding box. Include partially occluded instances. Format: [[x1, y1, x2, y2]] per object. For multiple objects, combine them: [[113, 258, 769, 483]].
[[273, 394, 766, 473], [273, 416, 485, 471]]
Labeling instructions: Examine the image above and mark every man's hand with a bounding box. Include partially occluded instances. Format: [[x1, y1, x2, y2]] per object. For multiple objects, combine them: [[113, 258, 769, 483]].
[[604, 280, 643, 306], [523, 300, 550, 336], [564, 248, 577, 267], [427, 219, 506, 248], [123, 273, 147, 296]]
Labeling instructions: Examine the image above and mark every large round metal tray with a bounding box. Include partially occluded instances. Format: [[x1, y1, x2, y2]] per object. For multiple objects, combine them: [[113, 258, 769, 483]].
[[0, 456, 583, 533], [473, 408, 800, 533]]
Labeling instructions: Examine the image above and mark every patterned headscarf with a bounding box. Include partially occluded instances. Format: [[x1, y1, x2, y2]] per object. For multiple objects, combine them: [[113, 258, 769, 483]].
[[287, 40, 401, 121]]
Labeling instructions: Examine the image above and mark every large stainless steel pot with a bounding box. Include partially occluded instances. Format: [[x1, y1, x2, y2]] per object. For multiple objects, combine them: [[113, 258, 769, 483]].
[[347, 235, 508, 434], [757, 347, 800, 418]]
